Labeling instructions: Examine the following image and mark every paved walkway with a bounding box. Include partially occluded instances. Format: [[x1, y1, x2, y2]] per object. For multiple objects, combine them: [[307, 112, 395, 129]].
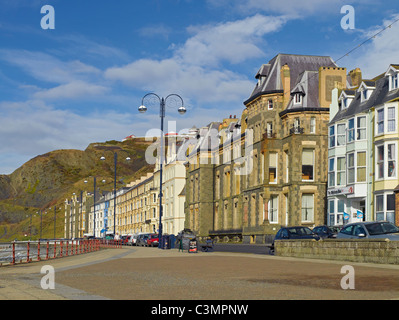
[[1, 246, 399, 300]]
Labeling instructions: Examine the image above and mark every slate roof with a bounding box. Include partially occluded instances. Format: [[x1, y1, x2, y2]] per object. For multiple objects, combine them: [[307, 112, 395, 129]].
[[244, 53, 337, 105], [285, 70, 320, 110], [331, 68, 399, 124]]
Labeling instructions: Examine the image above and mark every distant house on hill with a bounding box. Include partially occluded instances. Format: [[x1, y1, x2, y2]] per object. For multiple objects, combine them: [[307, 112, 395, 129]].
[[122, 134, 136, 142]]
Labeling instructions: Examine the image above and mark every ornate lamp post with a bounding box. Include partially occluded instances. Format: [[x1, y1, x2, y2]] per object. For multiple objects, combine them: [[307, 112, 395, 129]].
[[139, 93, 186, 248]]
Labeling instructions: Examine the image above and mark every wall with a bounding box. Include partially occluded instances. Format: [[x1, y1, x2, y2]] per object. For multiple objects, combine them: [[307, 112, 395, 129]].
[[275, 239, 399, 265]]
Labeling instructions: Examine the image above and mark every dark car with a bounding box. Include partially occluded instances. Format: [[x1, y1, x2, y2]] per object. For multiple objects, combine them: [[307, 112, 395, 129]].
[[147, 234, 159, 247], [269, 226, 320, 255], [336, 221, 399, 240], [137, 233, 150, 246], [312, 225, 341, 239]]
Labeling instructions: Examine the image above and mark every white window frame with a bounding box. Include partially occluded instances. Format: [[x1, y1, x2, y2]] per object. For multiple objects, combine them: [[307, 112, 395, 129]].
[[268, 195, 279, 224], [337, 123, 346, 146], [329, 125, 335, 148], [347, 152, 355, 184], [356, 151, 367, 183], [302, 148, 314, 182], [347, 118, 355, 143], [356, 116, 367, 140], [310, 117, 316, 134], [375, 105, 398, 136], [336, 156, 346, 186], [268, 99, 274, 110], [389, 73, 399, 91], [269, 152, 278, 184], [328, 157, 335, 187], [301, 193, 314, 223], [375, 193, 395, 223], [294, 93, 302, 105], [375, 141, 397, 180]]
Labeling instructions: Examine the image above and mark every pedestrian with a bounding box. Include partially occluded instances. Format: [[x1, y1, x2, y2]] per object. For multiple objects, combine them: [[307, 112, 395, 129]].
[[179, 238, 183, 252]]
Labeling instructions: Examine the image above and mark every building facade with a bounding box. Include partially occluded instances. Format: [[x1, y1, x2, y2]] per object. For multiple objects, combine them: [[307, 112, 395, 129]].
[[329, 64, 399, 226], [185, 53, 348, 243]]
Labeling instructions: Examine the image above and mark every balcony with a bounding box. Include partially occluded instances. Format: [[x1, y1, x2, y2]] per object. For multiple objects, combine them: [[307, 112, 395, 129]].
[[263, 131, 276, 139], [289, 126, 304, 135]]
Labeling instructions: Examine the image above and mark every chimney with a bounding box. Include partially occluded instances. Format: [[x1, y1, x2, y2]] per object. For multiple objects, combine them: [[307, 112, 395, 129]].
[[349, 68, 362, 88], [280, 64, 290, 108]]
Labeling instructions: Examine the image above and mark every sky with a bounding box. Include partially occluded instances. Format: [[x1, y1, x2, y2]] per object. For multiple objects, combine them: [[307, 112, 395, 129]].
[[0, 0, 399, 174]]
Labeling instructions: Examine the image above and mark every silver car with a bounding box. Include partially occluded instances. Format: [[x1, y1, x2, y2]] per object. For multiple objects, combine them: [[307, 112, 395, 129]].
[[336, 221, 399, 240]]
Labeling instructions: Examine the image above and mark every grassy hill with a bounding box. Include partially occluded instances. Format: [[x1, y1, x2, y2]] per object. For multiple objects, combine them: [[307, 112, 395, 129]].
[[0, 138, 155, 241]]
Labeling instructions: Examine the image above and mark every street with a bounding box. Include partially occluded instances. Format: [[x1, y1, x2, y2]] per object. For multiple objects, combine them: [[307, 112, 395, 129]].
[[1, 245, 398, 302]]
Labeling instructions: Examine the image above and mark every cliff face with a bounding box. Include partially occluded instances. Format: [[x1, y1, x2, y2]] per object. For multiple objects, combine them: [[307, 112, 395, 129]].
[[0, 137, 155, 212]]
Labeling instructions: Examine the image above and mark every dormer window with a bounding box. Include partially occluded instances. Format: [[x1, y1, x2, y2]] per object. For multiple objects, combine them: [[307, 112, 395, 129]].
[[385, 65, 399, 91], [359, 81, 375, 103], [362, 89, 368, 101], [391, 73, 398, 90], [339, 91, 354, 109], [294, 93, 302, 105]]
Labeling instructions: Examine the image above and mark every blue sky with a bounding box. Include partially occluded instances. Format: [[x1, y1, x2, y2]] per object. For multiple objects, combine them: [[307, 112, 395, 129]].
[[0, 0, 399, 174]]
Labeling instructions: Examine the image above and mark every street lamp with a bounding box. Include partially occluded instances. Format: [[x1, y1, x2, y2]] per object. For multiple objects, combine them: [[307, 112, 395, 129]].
[[84, 177, 106, 238], [100, 152, 131, 236], [139, 93, 186, 249]]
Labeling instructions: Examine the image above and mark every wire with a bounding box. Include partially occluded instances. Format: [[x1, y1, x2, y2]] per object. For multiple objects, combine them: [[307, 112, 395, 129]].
[[294, 15, 399, 89]]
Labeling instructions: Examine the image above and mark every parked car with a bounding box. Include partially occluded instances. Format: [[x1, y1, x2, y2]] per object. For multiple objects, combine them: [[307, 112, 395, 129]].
[[312, 225, 341, 239], [336, 221, 399, 240], [269, 226, 320, 255], [131, 233, 140, 246], [147, 234, 159, 247], [137, 233, 150, 246], [121, 235, 131, 245]]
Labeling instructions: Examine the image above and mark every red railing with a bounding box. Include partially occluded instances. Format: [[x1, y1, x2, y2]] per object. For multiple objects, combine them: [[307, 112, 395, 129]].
[[0, 239, 123, 266]]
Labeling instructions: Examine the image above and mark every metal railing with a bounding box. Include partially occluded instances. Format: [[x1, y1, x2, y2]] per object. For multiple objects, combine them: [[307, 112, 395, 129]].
[[0, 239, 123, 266]]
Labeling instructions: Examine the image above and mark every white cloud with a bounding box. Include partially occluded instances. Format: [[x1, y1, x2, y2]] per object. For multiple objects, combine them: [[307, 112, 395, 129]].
[[177, 14, 288, 67], [33, 80, 109, 100], [0, 50, 101, 84], [105, 14, 287, 104]]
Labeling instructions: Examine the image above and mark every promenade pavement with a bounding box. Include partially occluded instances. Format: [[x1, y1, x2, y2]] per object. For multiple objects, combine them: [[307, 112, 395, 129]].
[[1, 245, 399, 300]]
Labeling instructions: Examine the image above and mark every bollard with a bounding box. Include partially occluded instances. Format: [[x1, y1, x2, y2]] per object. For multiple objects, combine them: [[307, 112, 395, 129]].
[[60, 241, 63, 257], [54, 241, 57, 259], [27, 241, 30, 263], [12, 242, 15, 265], [66, 241, 68, 256], [37, 241, 41, 261], [46, 241, 49, 260]]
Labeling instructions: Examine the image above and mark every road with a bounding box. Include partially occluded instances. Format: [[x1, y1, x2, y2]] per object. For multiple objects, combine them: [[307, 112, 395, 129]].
[[1, 245, 398, 304]]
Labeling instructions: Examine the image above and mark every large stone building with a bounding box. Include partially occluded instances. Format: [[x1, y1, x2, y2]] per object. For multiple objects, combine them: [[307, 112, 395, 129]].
[[185, 53, 347, 243]]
